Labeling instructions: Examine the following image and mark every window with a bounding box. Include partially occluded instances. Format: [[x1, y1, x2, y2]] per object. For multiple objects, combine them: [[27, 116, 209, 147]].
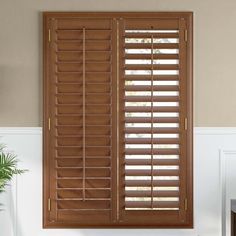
[[43, 12, 193, 228]]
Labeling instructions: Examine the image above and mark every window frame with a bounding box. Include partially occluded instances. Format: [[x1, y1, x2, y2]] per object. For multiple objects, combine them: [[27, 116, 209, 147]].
[[43, 12, 193, 228]]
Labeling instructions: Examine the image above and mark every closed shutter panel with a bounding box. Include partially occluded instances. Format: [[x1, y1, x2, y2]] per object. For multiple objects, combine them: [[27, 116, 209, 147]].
[[119, 17, 191, 226], [44, 16, 117, 226]]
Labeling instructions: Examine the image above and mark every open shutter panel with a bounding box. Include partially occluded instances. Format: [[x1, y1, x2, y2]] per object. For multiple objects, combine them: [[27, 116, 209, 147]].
[[119, 18, 188, 225], [47, 17, 117, 225]]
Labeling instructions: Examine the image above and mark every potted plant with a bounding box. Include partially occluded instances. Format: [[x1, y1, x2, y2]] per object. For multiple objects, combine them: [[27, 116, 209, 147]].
[[0, 144, 26, 194]]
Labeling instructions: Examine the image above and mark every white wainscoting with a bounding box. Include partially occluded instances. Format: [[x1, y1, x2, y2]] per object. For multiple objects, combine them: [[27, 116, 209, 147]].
[[1, 127, 236, 236]]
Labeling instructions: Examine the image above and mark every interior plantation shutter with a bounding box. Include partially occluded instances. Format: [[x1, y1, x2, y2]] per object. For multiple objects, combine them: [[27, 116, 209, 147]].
[[44, 16, 118, 226], [119, 16, 192, 226], [43, 12, 193, 228]]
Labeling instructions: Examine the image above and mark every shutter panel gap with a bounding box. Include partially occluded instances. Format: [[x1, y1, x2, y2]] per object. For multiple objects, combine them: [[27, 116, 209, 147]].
[[82, 27, 86, 201]]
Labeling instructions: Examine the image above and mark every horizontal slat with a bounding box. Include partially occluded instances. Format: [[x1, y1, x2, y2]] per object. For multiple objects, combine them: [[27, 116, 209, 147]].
[[125, 117, 179, 123], [57, 94, 111, 105], [57, 126, 111, 135], [56, 126, 111, 135], [57, 83, 111, 93], [125, 127, 179, 134], [57, 29, 112, 40], [125, 190, 179, 197], [57, 62, 111, 73], [57, 168, 110, 178], [57, 19, 111, 30], [56, 115, 111, 126], [57, 41, 111, 51], [57, 156, 111, 160], [57, 51, 111, 62], [125, 53, 179, 60], [57, 72, 111, 83], [56, 146, 111, 157], [57, 189, 111, 199], [57, 105, 111, 115], [125, 32, 179, 39], [125, 158, 179, 165], [125, 64, 179, 71], [56, 94, 82, 105], [124, 75, 179, 81], [125, 43, 179, 49], [125, 106, 179, 113], [57, 136, 111, 146], [125, 19, 179, 30], [125, 148, 179, 155], [57, 179, 110, 188], [125, 85, 179, 91], [125, 169, 179, 176], [57, 199, 110, 210], [125, 96, 179, 102], [57, 157, 110, 167], [125, 138, 179, 144], [125, 201, 179, 208], [125, 179, 179, 187]]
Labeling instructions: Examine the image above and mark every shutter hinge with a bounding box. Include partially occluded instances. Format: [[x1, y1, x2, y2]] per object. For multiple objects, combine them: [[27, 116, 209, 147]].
[[184, 29, 188, 42], [184, 117, 188, 130], [48, 29, 51, 43], [48, 118, 51, 131], [184, 198, 188, 211], [48, 198, 51, 211]]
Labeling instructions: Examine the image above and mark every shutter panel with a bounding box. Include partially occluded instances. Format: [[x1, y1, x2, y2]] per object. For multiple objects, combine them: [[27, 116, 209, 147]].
[[119, 17, 191, 226], [44, 16, 117, 226]]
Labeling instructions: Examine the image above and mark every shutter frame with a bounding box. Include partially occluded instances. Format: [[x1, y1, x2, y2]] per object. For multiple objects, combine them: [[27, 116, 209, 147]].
[[43, 12, 193, 228]]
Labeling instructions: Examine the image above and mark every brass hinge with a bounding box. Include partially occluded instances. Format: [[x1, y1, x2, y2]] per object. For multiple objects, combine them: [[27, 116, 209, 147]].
[[184, 198, 188, 211], [48, 29, 51, 43], [48, 118, 51, 131], [184, 117, 188, 130], [185, 29, 188, 42], [48, 198, 51, 211]]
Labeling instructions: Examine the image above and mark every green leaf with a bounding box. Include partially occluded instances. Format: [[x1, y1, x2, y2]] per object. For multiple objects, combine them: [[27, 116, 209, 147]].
[[0, 145, 27, 194]]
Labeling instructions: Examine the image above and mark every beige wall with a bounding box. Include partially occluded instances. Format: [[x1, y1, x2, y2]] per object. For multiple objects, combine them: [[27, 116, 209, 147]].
[[0, 0, 236, 127]]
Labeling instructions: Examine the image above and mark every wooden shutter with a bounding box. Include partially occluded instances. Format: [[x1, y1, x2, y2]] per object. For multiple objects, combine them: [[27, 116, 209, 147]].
[[43, 12, 193, 228], [118, 16, 192, 226], [43, 15, 118, 227]]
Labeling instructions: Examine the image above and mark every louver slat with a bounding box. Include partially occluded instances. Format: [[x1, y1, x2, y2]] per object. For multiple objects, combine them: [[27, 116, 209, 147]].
[[125, 43, 179, 49], [124, 75, 179, 81], [125, 201, 179, 209], [125, 158, 179, 165], [125, 190, 179, 197]]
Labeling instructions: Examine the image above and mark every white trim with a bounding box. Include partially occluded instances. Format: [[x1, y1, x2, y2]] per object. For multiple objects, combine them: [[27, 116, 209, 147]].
[[220, 150, 236, 236], [0, 127, 42, 135]]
